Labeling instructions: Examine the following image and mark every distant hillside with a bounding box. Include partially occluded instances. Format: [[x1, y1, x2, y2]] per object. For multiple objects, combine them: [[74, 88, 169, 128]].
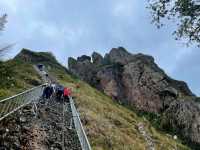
[[0, 60, 42, 99], [0, 49, 192, 149], [14, 48, 66, 71]]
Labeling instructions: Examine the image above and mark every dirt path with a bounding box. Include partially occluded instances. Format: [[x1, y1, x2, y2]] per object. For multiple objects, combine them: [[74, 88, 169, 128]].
[[0, 97, 81, 150], [0, 65, 81, 150], [28, 124, 48, 150], [138, 122, 155, 150]]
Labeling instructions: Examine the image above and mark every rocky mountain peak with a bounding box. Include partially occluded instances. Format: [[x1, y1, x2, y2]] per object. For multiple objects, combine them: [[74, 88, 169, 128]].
[[68, 47, 200, 146], [68, 47, 194, 110], [107, 47, 133, 64], [77, 55, 91, 62], [109, 47, 130, 56], [92, 52, 103, 65]]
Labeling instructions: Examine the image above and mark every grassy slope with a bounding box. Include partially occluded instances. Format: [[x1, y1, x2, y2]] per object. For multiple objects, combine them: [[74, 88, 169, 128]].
[[49, 66, 190, 150], [0, 50, 64, 99], [0, 59, 42, 99], [0, 50, 191, 149]]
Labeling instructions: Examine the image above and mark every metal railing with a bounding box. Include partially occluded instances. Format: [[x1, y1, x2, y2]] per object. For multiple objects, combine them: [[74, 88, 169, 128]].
[[0, 84, 46, 121], [70, 97, 92, 150]]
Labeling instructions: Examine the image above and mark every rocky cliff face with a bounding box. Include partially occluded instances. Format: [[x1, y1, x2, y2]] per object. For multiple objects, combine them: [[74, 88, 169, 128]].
[[69, 47, 194, 112], [162, 98, 200, 146], [68, 47, 200, 146]]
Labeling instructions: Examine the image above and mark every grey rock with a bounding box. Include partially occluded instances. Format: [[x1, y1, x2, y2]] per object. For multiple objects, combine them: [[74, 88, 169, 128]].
[[162, 99, 200, 145], [108, 47, 133, 65], [68, 47, 199, 145], [77, 55, 91, 62], [20, 117, 26, 123], [92, 52, 103, 65], [68, 47, 194, 112], [96, 64, 124, 100]]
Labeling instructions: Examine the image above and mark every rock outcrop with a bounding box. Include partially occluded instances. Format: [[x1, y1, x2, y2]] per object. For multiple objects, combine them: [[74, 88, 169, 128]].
[[92, 52, 103, 66], [68, 47, 194, 112], [162, 98, 200, 146], [68, 47, 200, 146]]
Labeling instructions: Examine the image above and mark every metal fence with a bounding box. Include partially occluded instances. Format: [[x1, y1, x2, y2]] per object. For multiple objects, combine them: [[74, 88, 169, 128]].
[[70, 97, 92, 150], [0, 84, 46, 121], [0, 83, 92, 150]]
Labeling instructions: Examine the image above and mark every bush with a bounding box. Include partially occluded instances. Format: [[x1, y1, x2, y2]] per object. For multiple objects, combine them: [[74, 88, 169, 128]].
[[0, 61, 16, 88]]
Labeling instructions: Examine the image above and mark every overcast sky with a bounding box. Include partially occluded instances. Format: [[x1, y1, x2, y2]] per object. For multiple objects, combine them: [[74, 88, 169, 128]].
[[0, 0, 199, 95]]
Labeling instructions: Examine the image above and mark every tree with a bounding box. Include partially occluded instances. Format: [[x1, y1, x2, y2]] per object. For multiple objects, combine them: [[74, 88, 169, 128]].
[[0, 14, 7, 30], [147, 0, 200, 46], [0, 14, 12, 60]]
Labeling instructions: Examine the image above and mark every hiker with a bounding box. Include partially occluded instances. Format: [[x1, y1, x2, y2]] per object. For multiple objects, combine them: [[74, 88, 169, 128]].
[[42, 86, 47, 99], [42, 85, 49, 99], [51, 83, 56, 93], [49, 85, 54, 98], [50, 83, 56, 97], [56, 85, 64, 102], [42, 85, 53, 99], [63, 87, 71, 102], [37, 64, 44, 71]]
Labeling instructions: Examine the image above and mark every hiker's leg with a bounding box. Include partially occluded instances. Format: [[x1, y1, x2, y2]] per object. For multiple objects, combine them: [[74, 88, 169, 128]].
[[66, 96, 69, 103]]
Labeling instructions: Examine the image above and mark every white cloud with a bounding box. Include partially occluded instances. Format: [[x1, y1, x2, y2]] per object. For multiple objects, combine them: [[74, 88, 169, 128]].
[[112, 0, 136, 17], [0, 0, 18, 13]]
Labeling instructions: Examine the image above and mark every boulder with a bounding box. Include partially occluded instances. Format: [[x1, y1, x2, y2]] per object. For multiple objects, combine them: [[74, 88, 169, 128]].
[[92, 52, 103, 65], [108, 47, 133, 65], [68, 57, 78, 75], [96, 64, 124, 100], [162, 99, 200, 145], [77, 55, 91, 62], [68, 55, 98, 86]]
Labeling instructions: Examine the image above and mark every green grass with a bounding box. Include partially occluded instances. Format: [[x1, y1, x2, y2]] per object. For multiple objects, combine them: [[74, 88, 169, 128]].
[[0, 59, 42, 99]]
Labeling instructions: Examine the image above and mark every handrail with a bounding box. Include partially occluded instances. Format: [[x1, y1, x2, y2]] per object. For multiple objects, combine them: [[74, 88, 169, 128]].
[[0, 83, 92, 150], [69, 97, 92, 150], [0, 84, 46, 103], [0, 84, 46, 121]]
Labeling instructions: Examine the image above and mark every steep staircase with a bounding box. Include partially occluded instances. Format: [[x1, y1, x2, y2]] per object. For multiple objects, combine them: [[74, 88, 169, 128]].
[[0, 97, 82, 150], [0, 65, 91, 150]]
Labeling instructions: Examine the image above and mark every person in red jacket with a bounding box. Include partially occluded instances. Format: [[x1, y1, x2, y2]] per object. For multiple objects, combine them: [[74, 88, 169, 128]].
[[63, 87, 71, 102]]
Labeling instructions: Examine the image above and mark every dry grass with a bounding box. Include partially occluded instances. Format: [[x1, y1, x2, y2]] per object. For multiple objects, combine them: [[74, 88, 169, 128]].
[[0, 56, 191, 149], [55, 71, 190, 150]]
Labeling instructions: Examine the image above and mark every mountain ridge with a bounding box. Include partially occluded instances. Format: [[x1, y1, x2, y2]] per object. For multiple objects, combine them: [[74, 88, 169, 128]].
[[68, 47, 200, 147]]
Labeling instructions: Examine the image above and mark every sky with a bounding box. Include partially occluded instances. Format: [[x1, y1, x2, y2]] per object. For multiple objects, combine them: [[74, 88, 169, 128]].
[[0, 0, 199, 95]]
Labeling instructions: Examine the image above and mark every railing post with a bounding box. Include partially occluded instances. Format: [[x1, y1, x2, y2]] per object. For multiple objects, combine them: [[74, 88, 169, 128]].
[[69, 97, 92, 150]]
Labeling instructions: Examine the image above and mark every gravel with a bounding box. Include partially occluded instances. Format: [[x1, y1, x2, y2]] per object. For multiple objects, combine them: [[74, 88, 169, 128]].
[[0, 97, 82, 150]]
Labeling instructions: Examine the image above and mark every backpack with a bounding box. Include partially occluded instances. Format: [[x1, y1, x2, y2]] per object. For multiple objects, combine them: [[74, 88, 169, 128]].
[[63, 88, 71, 96]]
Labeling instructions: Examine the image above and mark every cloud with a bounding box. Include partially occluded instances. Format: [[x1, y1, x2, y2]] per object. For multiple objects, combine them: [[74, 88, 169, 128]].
[[0, 0, 18, 13], [0, 0, 199, 95], [112, 0, 136, 17]]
